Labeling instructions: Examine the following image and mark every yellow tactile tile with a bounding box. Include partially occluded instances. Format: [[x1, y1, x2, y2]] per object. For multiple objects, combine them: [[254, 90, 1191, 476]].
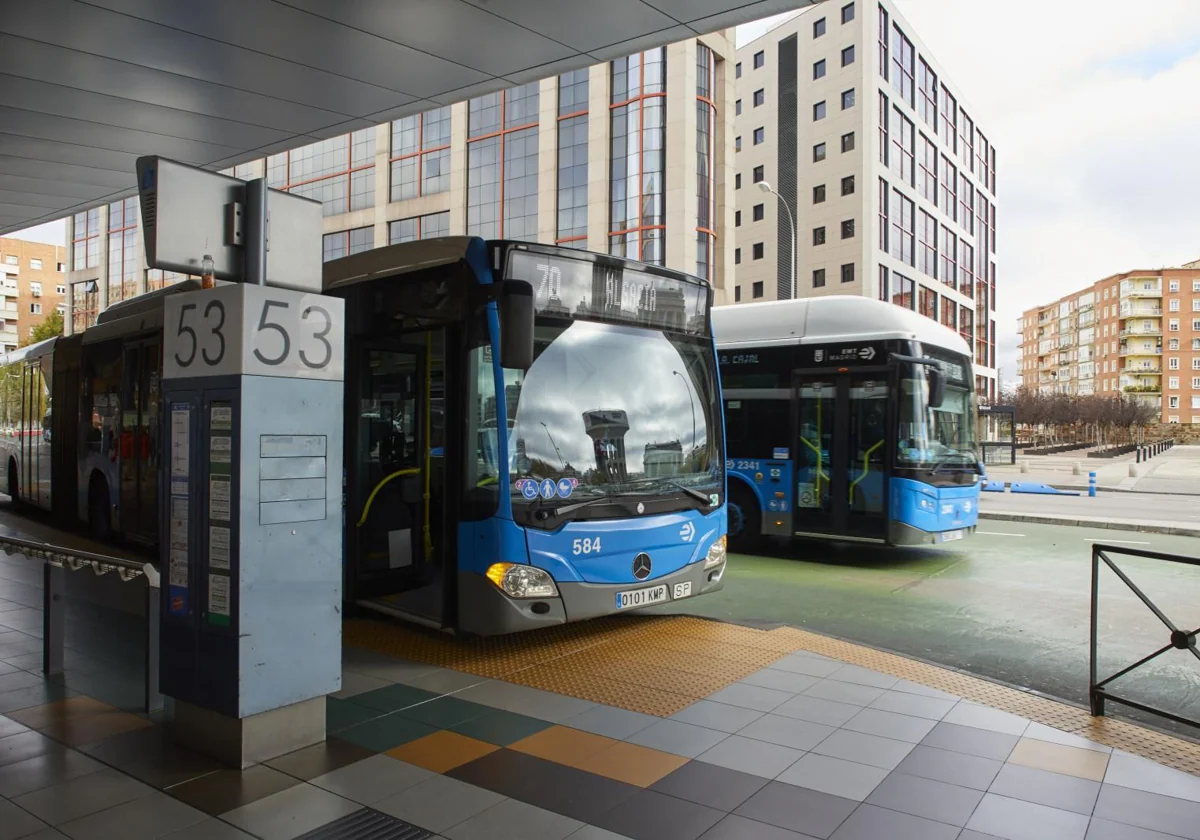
[[576, 741, 689, 787], [7, 696, 114, 729], [344, 613, 1200, 778], [1008, 738, 1110, 782], [509, 725, 616, 767], [385, 731, 497, 774]]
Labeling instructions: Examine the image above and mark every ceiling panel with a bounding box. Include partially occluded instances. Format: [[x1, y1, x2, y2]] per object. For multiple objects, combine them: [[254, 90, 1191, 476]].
[[0, 133, 142, 173], [277, 0, 575, 80], [0, 156, 137, 189], [683, 0, 815, 35], [460, 0, 678, 54], [89, 0, 487, 100], [0, 174, 114, 201], [0, 35, 351, 135]]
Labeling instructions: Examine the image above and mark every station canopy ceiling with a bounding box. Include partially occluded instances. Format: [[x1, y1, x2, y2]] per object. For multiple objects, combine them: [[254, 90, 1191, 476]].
[[0, 0, 814, 235]]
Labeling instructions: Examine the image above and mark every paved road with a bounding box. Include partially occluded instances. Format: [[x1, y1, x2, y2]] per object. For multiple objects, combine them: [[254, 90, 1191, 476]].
[[653, 522, 1200, 735], [979, 488, 1200, 531], [987, 444, 1200, 496]]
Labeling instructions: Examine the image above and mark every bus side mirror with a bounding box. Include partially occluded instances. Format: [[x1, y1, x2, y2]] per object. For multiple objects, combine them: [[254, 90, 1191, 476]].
[[927, 367, 946, 409], [499, 280, 534, 370]]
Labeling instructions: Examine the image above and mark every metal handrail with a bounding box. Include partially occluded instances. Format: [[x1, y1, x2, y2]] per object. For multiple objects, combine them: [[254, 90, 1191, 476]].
[[1090, 543, 1200, 729], [0, 533, 158, 585]]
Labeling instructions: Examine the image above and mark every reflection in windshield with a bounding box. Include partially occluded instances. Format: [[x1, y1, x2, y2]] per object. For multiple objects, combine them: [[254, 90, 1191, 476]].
[[505, 320, 721, 511], [898, 369, 978, 466]]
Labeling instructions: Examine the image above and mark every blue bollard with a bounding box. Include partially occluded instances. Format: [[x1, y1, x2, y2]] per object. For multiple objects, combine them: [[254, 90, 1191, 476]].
[[1088, 471, 1096, 497]]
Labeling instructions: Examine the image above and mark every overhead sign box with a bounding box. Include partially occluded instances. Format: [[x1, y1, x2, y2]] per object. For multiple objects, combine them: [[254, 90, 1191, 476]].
[[136, 156, 323, 292]]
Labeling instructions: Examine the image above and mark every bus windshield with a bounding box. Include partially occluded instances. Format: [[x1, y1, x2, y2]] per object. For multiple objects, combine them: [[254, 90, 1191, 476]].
[[505, 320, 722, 522], [898, 361, 978, 470]]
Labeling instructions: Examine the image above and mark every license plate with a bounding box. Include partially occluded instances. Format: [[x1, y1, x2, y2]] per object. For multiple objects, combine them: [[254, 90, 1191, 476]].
[[940, 530, 964, 542], [673, 581, 693, 599], [615, 584, 669, 610]]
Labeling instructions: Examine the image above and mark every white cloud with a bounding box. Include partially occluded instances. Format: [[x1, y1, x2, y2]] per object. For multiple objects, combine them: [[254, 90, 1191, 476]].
[[739, 0, 1200, 382]]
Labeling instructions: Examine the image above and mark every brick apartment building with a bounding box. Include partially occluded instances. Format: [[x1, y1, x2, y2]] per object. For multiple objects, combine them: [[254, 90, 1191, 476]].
[[0, 238, 69, 352]]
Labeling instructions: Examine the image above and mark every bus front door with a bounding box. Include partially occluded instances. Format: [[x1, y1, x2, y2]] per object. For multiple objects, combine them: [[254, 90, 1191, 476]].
[[347, 336, 447, 625], [793, 371, 889, 541]]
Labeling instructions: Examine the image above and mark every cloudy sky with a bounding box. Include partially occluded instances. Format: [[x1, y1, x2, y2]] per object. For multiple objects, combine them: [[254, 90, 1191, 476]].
[[741, 0, 1200, 384]]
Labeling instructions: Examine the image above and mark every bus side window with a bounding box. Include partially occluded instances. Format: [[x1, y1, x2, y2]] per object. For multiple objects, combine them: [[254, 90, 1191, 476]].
[[735, 398, 791, 461]]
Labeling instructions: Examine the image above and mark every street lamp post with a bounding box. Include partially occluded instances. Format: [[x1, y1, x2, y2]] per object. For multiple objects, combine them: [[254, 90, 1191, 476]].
[[757, 181, 797, 300]]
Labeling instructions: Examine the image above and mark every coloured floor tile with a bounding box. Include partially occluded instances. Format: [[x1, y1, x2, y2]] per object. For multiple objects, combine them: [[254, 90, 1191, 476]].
[[386, 730, 498, 774], [509, 725, 617, 767], [449, 709, 553, 746], [574, 740, 688, 788]]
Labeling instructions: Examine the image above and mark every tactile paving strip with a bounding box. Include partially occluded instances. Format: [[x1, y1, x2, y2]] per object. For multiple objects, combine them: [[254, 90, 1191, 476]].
[[344, 615, 1200, 777]]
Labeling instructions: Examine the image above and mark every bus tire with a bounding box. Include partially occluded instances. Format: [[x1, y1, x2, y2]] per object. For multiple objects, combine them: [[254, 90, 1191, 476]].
[[89, 475, 112, 541], [728, 484, 762, 553], [6, 460, 17, 506]]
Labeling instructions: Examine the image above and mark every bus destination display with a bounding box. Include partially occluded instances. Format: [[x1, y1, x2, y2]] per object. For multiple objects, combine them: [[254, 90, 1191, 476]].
[[506, 250, 707, 335]]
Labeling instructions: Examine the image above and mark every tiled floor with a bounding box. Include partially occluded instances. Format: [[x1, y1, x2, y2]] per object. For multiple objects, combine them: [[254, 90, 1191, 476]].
[[0, 644, 1192, 839]]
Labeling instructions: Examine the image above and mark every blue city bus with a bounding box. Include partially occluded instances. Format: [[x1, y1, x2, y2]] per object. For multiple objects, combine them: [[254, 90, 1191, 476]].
[[713, 296, 981, 548], [325, 237, 727, 635]]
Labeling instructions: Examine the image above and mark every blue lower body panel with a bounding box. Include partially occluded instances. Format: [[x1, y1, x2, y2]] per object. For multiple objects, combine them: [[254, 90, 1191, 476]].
[[889, 478, 979, 545]]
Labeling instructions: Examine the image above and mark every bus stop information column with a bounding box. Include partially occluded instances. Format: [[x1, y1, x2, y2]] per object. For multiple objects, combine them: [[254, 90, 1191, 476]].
[[160, 284, 344, 766]]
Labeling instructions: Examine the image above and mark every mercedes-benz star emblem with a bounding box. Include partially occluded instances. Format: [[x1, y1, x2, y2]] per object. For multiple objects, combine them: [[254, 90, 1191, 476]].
[[632, 553, 652, 580], [636, 502, 645, 514]]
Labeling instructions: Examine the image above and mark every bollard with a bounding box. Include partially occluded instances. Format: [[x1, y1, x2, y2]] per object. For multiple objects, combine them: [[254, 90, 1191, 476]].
[[1129, 462, 1140, 478], [1136, 447, 1141, 463], [1088, 471, 1096, 497], [1020, 461, 1029, 474], [1073, 462, 1082, 476]]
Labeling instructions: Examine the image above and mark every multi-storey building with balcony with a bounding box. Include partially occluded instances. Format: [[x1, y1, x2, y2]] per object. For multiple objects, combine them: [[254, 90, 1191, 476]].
[[1018, 267, 1200, 423], [62, 33, 736, 337], [0, 238, 69, 352], [732, 0, 999, 402]]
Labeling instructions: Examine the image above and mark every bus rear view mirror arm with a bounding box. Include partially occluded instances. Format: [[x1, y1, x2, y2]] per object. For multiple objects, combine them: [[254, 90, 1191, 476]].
[[499, 280, 534, 370], [889, 353, 946, 409]]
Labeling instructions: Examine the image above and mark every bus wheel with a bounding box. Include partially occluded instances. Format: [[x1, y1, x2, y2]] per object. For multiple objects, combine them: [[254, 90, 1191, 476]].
[[89, 477, 112, 541], [728, 485, 761, 554]]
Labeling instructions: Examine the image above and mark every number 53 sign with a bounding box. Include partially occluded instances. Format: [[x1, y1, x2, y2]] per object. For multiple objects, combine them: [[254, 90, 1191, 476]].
[[163, 284, 344, 382]]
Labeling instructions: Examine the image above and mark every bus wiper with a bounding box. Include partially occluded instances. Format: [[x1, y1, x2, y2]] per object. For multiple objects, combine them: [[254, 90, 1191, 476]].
[[931, 450, 982, 474], [622, 477, 712, 505], [536, 494, 632, 521]]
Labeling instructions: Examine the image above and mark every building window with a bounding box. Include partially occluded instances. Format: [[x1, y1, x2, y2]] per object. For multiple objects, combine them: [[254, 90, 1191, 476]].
[[697, 46, 717, 280], [55, 285, 65, 295], [918, 134, 937, 204], [753, 243, 765, 260], [841, 263, 855, 284], [941, 297, 957, 331], [753, 88, 766, 107], [814, 18, 826, 37], [469, 82, 541, 243], [388, 212, 451, 244], [918, 210, 937, 279], [841, 45, 855, 67], [842, 175, 855, 196], [29, 281, 41, 297], [753, 281, 764, 298], [814, 185, 826, 204], [959, 241, 975, 297], [841, 219, 855, 239], [753, 203, 765, 221], [56, 263, 64, 273], [893, 272, 915, 309], [814, 101, 827, 121], [959, 173, 974, 234], [71, 208, 101, 271], [842, 2, 855, 23], [268, 129, 376, 217], [1169, 358, 1180, 370], [841, 131, 855, 153], [146, 269, 191, 292], [878, 4, 889, 80], [890, 107, 915, 185], [878, 177, 889, 252], [959, 109, 975, 171], [940, 85, 957, 152], [879, 266, 890, 301], [390, 106, 451, 201], [890, 188, 914, 266], [754, 50, 765, 69], [735, 211, 742, 227], [106, 196, 138, 304], [813, 143, 826, 162], [29, 258, 42, 270], [753, 127, 765, 145], [2, 255, 14, 266], [879, 92, 889, 165], [941, 157, 957, 222], [918, 59, 938, 128], [29, 303, 41, 315], [322, 227, 374, 262], [919, 285, 937, 320], [753, 165, 765, 183], [735, 248, 741, 265], [736, 173, 742, 189], [940, 225, 956, 287], [813, 269, 826, 288], [813, 227, 826, 246], [814, 60, 827, 80], [71, 280, 98, 332], [736, 136, 742, 152], [735, 99, 742, 115], [734, 286, 742, 302], [891, 25, 914, 106], [736, 62, 742, 78], [557, 70, 590, 247], [841, 88, 855, 109]]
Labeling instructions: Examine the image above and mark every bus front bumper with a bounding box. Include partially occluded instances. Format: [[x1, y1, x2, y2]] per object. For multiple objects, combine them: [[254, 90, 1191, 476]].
[[457, 561, 725, 636], [889, 521, 977, 546]]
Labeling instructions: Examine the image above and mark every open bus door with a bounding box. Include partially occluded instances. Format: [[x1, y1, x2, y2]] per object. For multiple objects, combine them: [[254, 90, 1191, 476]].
[[792, 369, 891, 541], [345, 330, 451, 626]]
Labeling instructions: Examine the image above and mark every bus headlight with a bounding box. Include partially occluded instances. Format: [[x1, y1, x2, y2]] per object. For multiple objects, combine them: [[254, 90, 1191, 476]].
[[918, 497, 935, 512], [486, 563, 558, 599], [704, 535, 727, 569]]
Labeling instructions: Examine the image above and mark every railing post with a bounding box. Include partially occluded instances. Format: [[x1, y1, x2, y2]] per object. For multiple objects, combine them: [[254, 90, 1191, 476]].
[[1089, 546, 1103, 717], [42, 562, 64, 676], [144, 564, 163, 713]]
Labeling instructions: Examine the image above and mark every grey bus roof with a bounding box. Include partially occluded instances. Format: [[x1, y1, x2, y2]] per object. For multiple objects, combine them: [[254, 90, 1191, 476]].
[[324, 237, 479, 292], [712, 296, 972, 357], [0, 336, 58, 367], [84, 278, 203, 345]]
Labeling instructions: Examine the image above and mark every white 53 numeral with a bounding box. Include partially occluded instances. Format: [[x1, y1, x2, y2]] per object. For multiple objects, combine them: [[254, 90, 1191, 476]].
[[572, 537, 602, 556]]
